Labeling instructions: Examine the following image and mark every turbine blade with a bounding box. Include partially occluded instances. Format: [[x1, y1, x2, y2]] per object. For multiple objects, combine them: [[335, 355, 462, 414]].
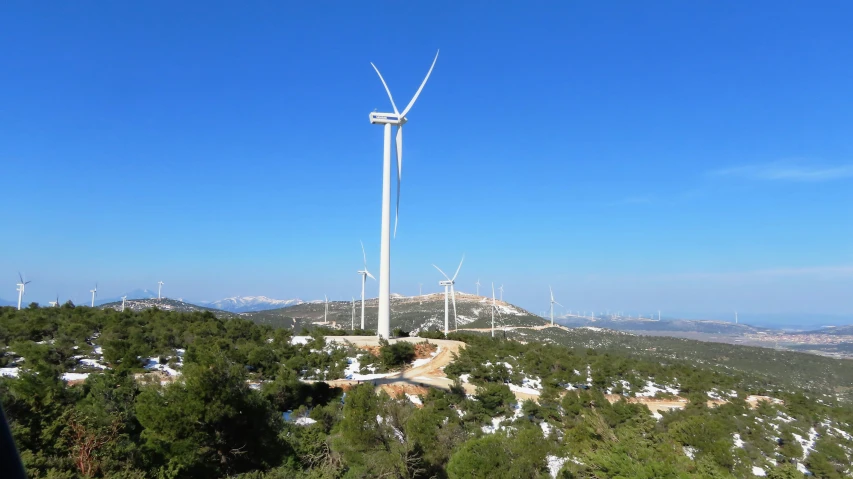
[[366, 271, 376, 280], [555, 301, 564, 308], [433, 264, 451, 280], [393, 125, 402, 238], [370, 63, 399, 115], [360, 240, 368, 268], [400, 50, 439, 118], [452, 255, 465, 281], [18, 272, 23, 283], [549, 285, 553, 301]]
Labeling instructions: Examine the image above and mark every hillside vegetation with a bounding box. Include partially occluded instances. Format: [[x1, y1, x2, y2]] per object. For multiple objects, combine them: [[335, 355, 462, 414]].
[[1, 305, 851, 478]]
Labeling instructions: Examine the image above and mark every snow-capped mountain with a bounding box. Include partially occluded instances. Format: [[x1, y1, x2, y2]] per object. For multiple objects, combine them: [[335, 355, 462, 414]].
[[200, 296, 302, 313]]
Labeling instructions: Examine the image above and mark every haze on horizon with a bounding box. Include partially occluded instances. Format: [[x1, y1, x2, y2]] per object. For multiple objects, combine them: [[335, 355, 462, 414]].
[[1, 2, 851, 322]]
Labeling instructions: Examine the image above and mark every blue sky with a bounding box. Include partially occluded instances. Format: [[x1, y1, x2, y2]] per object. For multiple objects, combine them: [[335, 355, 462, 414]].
[[1, 2, 852, 322]]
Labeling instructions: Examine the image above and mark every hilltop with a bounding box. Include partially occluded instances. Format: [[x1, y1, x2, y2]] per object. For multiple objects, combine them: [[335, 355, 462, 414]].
[[242, 292, 547, 332], [98, 297, 236, 318]]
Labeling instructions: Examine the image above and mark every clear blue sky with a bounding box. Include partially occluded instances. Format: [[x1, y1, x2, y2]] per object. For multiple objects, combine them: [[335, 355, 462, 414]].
[[2, 1, 852, 322]]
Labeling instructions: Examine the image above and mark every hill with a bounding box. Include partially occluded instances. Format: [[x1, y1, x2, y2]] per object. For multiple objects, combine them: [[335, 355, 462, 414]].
[[795, 324, 853, 336], [98, 297, 236, 318], [556, 315, 764, 335], [241, 293, 546, 332], [242, 292, 548, 332]]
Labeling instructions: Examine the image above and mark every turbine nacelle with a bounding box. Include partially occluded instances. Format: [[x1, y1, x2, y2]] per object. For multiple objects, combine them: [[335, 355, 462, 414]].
[[369, 113, 407, 125], [438, 280, 454, 286]]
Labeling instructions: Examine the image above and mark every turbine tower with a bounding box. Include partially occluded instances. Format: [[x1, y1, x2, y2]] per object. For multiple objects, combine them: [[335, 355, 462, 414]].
[[475, 279, 481, 296], [499, 285, 504, 302], [324, 295, 329, 324], [121, 295, 127, 312], [549, 286, 563, 326], [90, 283, 97, 307], [369, 51, 440, 339], [15, 273, 30, 310], [357, 241, 376, 330], [157, 281, 164, 300], [433, 256, 464, 335]]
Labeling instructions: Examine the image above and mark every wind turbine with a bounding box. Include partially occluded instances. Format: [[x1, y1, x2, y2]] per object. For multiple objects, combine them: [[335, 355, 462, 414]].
[[475, 279, 481, 296], [499, 285, 504, 302], [549, 286, 563, 326], [433, 256, 464, 335], [418, 283, 423, 304], [157, 281, 164, 300], [369, 50, 440, 339], [48, 294, 59, 308], [351, 297, 356, 331], [357, 241, 376, 330], [90, 283, 98, 307], [15, 273, 30, 310], [324, 295, 329, 324], [121, 295, 127, 312]]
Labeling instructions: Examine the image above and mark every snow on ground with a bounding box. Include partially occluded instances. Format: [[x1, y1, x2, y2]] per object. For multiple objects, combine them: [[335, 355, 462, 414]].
[[143, 357, 180, 376], [733, 433, 745, 448], [62, 372, 90, 381], [459, 373, 471, 384], [294, 417, 317, 426], [406, 394, 423, 406], [481, 416, 505, 434], [291, 336, 311, 345], [683, 446, 697, 459], [752, 466, 766, 476], [344, 356, 392, 381], [79, 358, 108, 369], [411, 348, 440, 368], [636, 380, 679, 397], [651, 410, 663, 420], [509, 384, 542, 396], [0, 367, 20, 378], [92, 346, 103, 355], [582, 326, 603, 332], [546, 455, 568, 478], [540, 421, 552, 436]]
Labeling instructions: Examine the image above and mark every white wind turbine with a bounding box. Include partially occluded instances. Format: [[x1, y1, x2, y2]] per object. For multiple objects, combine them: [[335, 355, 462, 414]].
[[499, 285, 504, 302], [357, 241, 376, 330], [90, 283, 98, 307], [48, 294, 59, 308], [433, 256, 464, 335], [369, 50, 440, 339], [157, 281, 164, 300], [15, 273, 31, 310], [324, 295, 329, 324], [549, 286, 563, 326], [121, 295, 127, 312], [475, 279, 481, 296]]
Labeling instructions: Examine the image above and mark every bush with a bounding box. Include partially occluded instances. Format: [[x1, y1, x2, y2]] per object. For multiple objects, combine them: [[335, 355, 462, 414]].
[[379, 340, 415, 369], [417, 329, 446, 340]]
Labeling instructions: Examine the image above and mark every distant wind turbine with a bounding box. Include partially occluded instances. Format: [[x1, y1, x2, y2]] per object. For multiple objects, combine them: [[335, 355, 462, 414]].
[[157, 281, 164, 300], [735, 311, 738, 324], [121, 295, 127, 312], [90, 283, 98, 307], [48, 294, 59, 308], [357, 241, 376, 330], [369, 50, 440, 339], [499, 285, 504, 302], [324, 295, 329, 324], [475, 279, 481, 296], [15, 273, 31, 310], [418, 283, 423, 304], [549, 286, 563, 326], [433, 256, 464, 335], [351, 297, 356, 331]]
